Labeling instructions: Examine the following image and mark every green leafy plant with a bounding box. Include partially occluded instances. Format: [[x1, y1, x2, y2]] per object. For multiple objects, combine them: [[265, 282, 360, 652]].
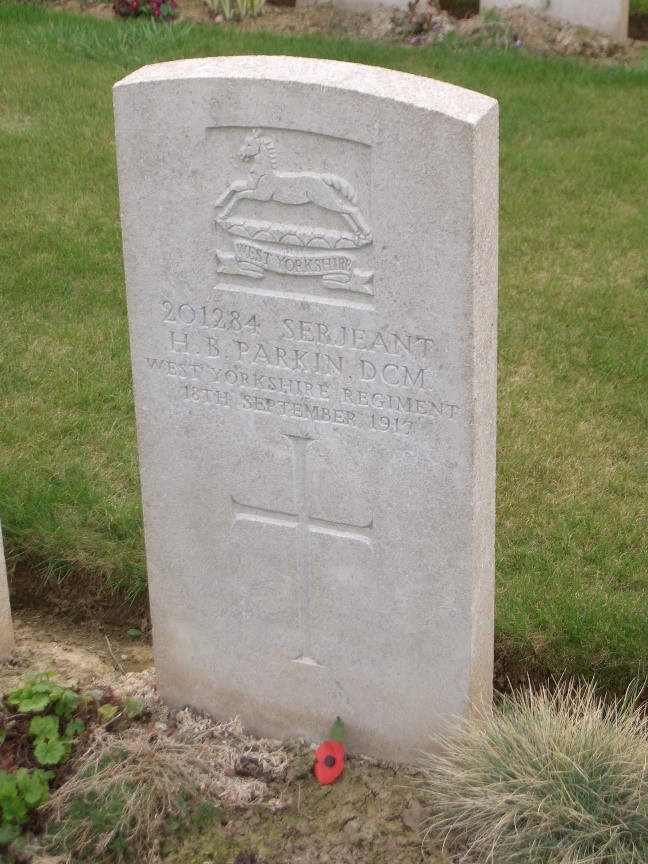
[[7, 672, 85, 768], [247, 0, 265, 17], [421, 680, 648, 864], [98, 703, 119, 723], [0, 671, 120, 852], [28, 715, 68, 767], [0, 767, 53, 847], [8, 671, 79, 722], [97, 696, 144, 725], [204, 0, 233, 19], [123, 697, 145, 720], [203, 0, 266, 20]]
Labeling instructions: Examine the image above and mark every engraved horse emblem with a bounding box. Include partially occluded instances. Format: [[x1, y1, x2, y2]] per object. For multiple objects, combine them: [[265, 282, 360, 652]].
[[215, 129, 374, 295], [216, 129, 372, 244]]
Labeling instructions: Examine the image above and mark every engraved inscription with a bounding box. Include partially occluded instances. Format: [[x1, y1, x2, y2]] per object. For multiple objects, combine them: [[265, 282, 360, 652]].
[[145, 303, 461, 438], [215, 129, 373, 298], [231, 434, 373, 667]]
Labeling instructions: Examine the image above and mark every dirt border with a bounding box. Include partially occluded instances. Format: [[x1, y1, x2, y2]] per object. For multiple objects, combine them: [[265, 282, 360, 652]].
[[41, 0, 646, 62]]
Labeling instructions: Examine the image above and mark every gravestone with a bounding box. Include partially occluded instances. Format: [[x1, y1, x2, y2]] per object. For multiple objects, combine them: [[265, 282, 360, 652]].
[[480, 0, 629, 40], [113, 56, 498, 762], [0, 519, 14, 658]]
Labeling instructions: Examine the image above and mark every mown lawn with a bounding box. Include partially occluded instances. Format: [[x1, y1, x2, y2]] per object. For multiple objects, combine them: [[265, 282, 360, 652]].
[[0, 3, 646, 691]]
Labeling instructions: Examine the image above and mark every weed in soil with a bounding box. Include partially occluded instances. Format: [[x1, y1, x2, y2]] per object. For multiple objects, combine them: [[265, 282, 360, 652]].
[[44, 742, 228, 862], [0, 672, 124, 858], [40, 674, 291, 863]]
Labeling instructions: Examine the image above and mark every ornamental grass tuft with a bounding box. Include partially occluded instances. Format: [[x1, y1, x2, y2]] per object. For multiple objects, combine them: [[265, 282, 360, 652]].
[[421, 679, 648, 864]]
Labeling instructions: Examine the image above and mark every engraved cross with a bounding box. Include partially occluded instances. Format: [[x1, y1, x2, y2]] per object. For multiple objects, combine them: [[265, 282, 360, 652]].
[[231, 434, 373, 667]]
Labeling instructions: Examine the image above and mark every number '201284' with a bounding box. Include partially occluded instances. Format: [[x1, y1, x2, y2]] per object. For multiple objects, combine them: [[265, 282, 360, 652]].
[[162, 302, 260, 333]]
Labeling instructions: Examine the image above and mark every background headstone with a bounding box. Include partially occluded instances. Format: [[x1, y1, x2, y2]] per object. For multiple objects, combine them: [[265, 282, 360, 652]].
[[480, 0, 629, 40], [0, 519, 14, 658], [114, 56, 498, 763]]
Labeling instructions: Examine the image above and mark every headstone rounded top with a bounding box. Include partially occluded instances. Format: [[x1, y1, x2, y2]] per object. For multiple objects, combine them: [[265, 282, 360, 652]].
[[112, 52, 498, 762], [114, 55, 496, 126]]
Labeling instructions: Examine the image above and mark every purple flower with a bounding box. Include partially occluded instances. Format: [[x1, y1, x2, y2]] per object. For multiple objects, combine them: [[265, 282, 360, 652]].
[[514, 38, 523, 47], [410, 35, 420, 45]]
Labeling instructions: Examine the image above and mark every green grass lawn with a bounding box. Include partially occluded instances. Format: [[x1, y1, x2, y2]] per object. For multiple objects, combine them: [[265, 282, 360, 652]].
[[0, 3, 646, 691]]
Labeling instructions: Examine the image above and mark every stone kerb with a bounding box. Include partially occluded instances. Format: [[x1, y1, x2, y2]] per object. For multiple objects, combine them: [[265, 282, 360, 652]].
[[480, 0, 629, 39], [113, 56, 498, 763], [0, 519, 14, 659]]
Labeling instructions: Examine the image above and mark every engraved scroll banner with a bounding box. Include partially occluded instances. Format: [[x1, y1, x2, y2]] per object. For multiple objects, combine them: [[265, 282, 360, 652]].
[[217, 241, 374, 294]]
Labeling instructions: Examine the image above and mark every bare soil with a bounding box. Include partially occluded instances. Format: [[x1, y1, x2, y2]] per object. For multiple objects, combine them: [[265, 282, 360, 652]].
[[0, 610, 153, 694], [3, 565, 153, 692], [1, 614, 448, 864], [629, 12, 648, 40]]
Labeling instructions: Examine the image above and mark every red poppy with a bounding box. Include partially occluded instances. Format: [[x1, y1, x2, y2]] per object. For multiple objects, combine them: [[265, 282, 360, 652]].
[[314, 740, 345, 785]]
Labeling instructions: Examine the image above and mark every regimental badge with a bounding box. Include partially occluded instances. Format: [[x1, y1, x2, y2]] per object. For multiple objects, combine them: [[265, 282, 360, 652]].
[[215, 129, 374, 296]]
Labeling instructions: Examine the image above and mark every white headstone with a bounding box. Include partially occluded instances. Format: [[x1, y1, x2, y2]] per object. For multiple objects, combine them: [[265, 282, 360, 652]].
[[113, 56, 498, 763], [480, 0, 629, 40], [0, 519, 14, 658]]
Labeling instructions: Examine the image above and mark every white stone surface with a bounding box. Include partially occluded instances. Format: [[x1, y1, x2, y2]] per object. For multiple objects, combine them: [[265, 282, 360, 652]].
[[0, 519, 13, 658], [114, 56, 498, 763], [481, 0, 628, 39]]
